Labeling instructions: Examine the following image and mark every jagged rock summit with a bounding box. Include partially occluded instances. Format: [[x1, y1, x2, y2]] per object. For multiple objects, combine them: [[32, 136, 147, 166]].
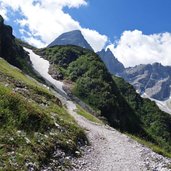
[[97, 48, 125, 74], [47, 30, 94, 51]]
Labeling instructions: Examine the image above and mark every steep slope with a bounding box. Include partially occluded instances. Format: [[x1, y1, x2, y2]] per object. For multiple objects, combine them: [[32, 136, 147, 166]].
[[36, 45, 143, 134], [113, 76, 171, 155], [47, 30, 93, 51], [0, 57, 87, 170], [36, 45, 171, 156], [120, 63, 171, 100], [0, 15, 33, 75], [96, 46, 171, 102], [97, 48, 125, 74], [0, 17, 87, 170]]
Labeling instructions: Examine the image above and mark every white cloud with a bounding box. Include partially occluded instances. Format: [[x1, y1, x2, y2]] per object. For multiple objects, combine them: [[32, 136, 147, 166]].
[[0, 2, 8, 20], [0, 0, 107, 51], [108, 30, 171, 67], [23, 36, 46, 47], [81, 28, 108, 52]]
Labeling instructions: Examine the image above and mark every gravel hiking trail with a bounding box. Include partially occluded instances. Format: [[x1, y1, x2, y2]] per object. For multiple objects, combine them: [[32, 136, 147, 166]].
[[26, 48, 171, 171]]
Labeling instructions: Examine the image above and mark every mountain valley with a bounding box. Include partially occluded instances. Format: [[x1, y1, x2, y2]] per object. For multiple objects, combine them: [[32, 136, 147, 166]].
[[0, 15, 171, 170]]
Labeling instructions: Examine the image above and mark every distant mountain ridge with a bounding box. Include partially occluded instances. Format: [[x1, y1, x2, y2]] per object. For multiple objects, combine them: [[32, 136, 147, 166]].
[[120, 63, 171, 101], [47, 30, 93, 51]]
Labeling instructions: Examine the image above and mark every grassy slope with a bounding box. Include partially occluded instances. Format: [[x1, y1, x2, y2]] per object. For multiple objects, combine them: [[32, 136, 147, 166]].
[[0, 58, 87, 170], [76, 105, 103, 124], [37, 45, 171, 157]]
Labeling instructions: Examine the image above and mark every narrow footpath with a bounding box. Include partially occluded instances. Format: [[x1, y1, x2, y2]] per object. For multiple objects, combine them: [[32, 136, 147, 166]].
[[25, 48, 171, 171]]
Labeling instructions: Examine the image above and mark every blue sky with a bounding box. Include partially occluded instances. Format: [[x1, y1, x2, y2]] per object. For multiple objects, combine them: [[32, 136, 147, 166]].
[[1, 0, 171, 67], [64, 0, 171, 41]]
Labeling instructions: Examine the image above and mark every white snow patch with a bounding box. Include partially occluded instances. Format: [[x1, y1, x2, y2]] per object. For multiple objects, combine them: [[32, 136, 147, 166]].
[[142, 93, 171, 115], [24, 48, 65, 94]]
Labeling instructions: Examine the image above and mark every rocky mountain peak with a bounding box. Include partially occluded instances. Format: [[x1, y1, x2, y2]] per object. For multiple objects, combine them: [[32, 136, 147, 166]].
[[0, 15, 4, 24], [97, 48, 125, 74], [47, 30, 94, 51]]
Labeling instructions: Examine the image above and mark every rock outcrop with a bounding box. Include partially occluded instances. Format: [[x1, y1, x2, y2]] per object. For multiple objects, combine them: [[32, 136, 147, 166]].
[[0, 15, 30, 69]]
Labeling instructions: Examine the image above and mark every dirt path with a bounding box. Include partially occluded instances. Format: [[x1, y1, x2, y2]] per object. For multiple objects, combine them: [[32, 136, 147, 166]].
[[65, 100, 171, 171], [26, 48, 171, 171]]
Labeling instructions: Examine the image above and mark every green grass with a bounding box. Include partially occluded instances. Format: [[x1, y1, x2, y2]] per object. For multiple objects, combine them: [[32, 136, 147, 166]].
[[76, 105, 103, 124], [0, 58, 48, 91], [0, 58, 87, 170]]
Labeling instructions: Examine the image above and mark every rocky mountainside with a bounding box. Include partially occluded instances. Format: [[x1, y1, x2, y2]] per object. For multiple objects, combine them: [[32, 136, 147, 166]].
[[97, 48, 125, 74], [0, 15, 33, 74], [47, 30, 93, 51], [46, 28, 171, 103], [98, 48, 171, 113], [120, 63, 171, 101]]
